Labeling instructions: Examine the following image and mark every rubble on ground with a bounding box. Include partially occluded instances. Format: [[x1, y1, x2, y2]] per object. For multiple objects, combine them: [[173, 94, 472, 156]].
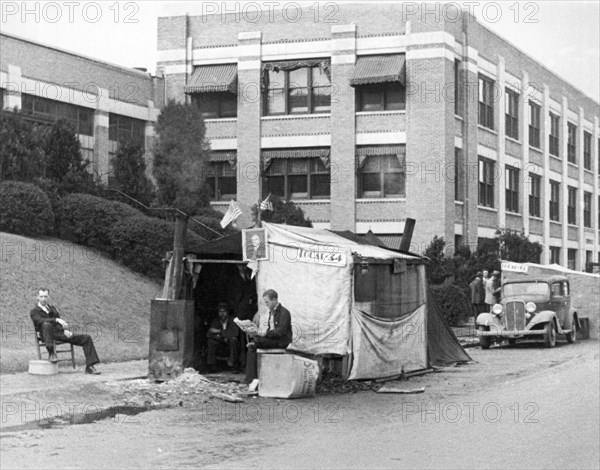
[[316, 370, 381, 394]]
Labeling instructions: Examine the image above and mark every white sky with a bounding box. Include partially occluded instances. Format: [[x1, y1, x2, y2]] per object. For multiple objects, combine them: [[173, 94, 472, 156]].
[[1, 1, 599, 102]]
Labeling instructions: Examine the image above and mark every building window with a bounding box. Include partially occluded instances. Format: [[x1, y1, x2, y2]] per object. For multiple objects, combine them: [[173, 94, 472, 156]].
[[108, 114, 146, 148], [528, 173, 541, 217], [21, 93, 94, 136], [358, 155, 405, 198], [454, 60, 461, 116], [454, 148, 463, 202], [206, 161, 236, 201], [549, 113, 560, 157], [264, 65, 330, 116], [0, 88, 4, 109], [583, 131, 592, 170], [505, 165, 519, 213], [505, 88, 519, 140], [567, 186, 577, 225], [263, 158, 330, 200], [549, 180, 560, 222], [192, 92, 237, 119], [550, 246, 560, 265], [567, 122, 577, 164], [478, 75, 495, 130], [528, 101, 541, 148], [357, 82, 405, 112], [584, 192, 592, 228], [567, 248, 577, 270], [478, 157, 495, 207]]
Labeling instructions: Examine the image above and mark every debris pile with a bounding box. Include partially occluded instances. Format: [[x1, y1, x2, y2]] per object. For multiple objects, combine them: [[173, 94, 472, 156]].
[[316, 370, 381, 394]]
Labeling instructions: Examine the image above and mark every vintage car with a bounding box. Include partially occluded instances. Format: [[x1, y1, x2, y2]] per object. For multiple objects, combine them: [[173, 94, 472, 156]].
[[476, 275, 580, 348]]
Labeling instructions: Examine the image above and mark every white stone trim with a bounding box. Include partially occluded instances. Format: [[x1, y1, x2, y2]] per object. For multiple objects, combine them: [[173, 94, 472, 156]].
[[355, 221, 405, 234], [312, 222, 332, 230], [261, 135, 330, 147], [163, 64, 186, 75], [263, 41, 331, 60], [157, 49, 185, 63], [238, 60, 261, 70], [192, 46, 239, 64], [209, 138, 237, 150], [477, 144, 498, 161], [408, 31, 454, 48], [455, 136, 463, 148], [477, 226, 498, 239], [454, 223, 463, 235], [357, 35, 405, 54], [356, 132, 406, 145], [406, 48, 455, 62], [478, 56, 497, 78]]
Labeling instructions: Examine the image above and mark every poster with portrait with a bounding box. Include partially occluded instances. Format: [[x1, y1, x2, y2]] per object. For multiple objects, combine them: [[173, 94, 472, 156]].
[[242, 228, 268, 261]]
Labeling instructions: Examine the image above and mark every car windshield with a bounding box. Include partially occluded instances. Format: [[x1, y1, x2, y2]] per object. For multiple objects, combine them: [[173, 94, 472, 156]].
[[503, 282, 550, 298]]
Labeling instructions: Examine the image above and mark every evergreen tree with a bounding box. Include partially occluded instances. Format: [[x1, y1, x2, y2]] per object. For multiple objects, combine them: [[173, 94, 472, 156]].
[[110, 140, 154, 206], [0, 110, 46, 182], [252, 195, 312, 227]]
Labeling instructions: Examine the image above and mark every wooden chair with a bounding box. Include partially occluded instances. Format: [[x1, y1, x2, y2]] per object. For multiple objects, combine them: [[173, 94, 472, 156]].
[[34, 330, 76, 369]]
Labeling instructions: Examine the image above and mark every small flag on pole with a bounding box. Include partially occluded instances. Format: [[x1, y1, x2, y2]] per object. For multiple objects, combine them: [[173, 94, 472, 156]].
[[220, 200, 243, 228], [260, 194, 273, 211]]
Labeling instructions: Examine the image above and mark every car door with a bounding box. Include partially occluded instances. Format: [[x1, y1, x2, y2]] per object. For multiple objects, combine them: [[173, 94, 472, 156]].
[[559, 281, 571, 328], [549, 282, 564, 320]]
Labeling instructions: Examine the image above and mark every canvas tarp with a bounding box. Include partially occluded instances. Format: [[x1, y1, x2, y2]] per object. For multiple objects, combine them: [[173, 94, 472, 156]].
[[349, 304, 428, 380]]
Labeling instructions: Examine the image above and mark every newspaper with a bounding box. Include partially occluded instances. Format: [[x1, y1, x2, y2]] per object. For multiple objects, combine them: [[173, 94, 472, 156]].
[[234, 318, 259, 336]]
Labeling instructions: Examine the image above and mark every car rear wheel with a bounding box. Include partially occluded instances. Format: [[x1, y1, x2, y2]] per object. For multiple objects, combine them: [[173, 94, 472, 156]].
[[508, 339, 517, 346], [544, 322, 556, 348], [479, 326, 491, 349], [566, 316, 577, 344]]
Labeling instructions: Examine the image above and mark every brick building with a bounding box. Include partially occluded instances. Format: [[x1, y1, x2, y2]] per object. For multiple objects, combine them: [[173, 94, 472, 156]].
[[0, 32, 164, 182], [156, 4, 599, 268]]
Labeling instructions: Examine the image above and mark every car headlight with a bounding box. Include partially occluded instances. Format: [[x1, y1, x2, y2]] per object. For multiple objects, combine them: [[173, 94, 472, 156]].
[[525, 302, 537, 313], [492, 304, 503, 315]]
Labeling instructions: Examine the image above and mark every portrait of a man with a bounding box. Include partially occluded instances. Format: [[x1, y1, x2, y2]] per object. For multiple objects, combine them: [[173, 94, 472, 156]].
[[242, 228, 268, 261]]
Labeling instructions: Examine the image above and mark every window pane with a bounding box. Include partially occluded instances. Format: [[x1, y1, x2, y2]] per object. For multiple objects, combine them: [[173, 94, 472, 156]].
[[312, 67, 330, 86], [385, 87, 404, 110], [267, 89, 285, 115], [312, 86, 331, 113], [288, 159, 308, 174], [288, 68, 308, 87], [195, 93, 219, 119], [361, 173, 380, 194], [268, 70, 284, 88], [266, 175, 285, 197], [384, 173, 403, 196], [289, 174, 308, 198], [220, 93, 237, 117], [311, 173, 330, 197], [360, 89, 384, 111], [363, 155, 383, 172], [218, 176, 236, 199], [205, 177, 216, 199], [288, 88, 308, 114]]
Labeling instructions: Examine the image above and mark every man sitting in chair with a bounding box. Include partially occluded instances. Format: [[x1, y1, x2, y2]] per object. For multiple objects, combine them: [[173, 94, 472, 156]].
[[30, 288, 101, 375], [245, 289, 293, 383], [206, 302, 241, 373]]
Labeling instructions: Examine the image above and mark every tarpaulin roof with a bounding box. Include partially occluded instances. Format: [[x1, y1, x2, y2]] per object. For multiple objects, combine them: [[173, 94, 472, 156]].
[[185, 64, 237, 93], [350, 55, 406, 86]]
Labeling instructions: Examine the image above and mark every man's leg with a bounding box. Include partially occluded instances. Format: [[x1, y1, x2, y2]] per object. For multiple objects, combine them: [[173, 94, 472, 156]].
[[227, 338, 240, 369], [245, 343, 257, 384], [206, 337, 219, 366], [41, 323, 57, 361], [61, 334, 99, 366]]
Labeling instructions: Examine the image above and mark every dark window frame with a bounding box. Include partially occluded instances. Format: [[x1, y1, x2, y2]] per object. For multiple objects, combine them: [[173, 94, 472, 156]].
[[550, 246, 561, 265], [263, 157, 331, 200], [505, 165, 519, 213], [358, 154, 406, 199], [356, 82, 406, 112], [478, 75, 495, 130], [505, 88, 519, 140], [549, 180, 560, 222], [567, 122, 577, 164], [21, 93, 94, 136], [528, 172, 541, 217], [528, 101, 541, 148], [206, 161, 237, 201], [567, 248, 577, 270], [549, 113, 560, 157], [192, 92, 237, 119], [583, 131, 592, 170], [263, 65, 331, 116], [583, 191, 592, 228], [108, 113, 146, 148], [567, 186, 577, 225], [478, 157, 495, 208], [454, 147, 463, 202]]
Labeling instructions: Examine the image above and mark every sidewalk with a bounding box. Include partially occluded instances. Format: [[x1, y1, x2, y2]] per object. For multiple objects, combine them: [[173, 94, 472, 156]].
[[0, 360, 149, 432]]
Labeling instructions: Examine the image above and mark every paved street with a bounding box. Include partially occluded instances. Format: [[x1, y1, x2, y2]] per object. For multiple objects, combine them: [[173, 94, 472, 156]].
[[1, 340, 598, 469]]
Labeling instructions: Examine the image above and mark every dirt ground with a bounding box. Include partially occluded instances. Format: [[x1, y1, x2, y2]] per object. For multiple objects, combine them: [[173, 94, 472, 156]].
[[1, 339, 598, 469]]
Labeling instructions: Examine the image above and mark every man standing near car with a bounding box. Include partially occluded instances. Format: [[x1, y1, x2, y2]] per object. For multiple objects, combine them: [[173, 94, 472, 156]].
[[469, 272, 486, 319]]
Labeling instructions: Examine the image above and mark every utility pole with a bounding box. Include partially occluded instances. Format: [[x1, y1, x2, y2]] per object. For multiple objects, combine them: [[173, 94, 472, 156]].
[[167, 213, 189, 300]]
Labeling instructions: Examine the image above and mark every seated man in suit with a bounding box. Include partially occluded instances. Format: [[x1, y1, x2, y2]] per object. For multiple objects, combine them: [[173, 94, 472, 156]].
[[206, 302, 241, 373], [30, 288, 101, 374], [245, 289, 293, 384]]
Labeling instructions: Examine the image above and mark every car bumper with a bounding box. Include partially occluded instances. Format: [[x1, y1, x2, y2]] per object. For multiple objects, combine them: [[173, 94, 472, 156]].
[[477, 330, 546, 338]]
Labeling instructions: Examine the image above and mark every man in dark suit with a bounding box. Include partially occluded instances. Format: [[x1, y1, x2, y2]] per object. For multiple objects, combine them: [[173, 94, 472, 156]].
[[245, 289, 293, 383], [30, 288, 101, 374], [206, 302, 241, 372]]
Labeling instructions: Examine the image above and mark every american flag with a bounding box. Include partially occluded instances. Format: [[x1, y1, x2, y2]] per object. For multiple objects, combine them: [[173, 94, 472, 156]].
[[220, 200, 242, 228], [260, 194, 273, 211]]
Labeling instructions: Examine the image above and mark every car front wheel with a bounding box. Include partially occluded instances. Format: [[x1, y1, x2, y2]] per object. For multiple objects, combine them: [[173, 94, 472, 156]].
[[479, 326, 491, 349], [544, 322, 556, 348], [566, 316, 577, 344]]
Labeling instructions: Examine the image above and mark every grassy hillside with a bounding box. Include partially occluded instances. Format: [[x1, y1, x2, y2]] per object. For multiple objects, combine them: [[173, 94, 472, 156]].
[[0, 232, 162, 372]]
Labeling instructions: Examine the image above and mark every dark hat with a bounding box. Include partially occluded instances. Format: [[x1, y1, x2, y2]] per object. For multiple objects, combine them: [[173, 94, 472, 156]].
[[492, 270, 500, 276], [476, 271, 483, 277], [217, 302, 229, 310]]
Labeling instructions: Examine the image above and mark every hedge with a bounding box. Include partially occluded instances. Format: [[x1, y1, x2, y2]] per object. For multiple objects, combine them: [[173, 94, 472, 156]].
[[109, 215, 207, 279], [56, 193, 142, 252], [0, 181, 54, 237], [430, 284, 471, 326]]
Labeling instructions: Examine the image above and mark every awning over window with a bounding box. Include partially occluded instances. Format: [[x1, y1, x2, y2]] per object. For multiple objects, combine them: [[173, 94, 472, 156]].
[[350, 55, 406, 87], [356, 145, 406, 169], [209, 150, 237, 168], [262, 148, 330, 170], [185, 64, 237, 94]]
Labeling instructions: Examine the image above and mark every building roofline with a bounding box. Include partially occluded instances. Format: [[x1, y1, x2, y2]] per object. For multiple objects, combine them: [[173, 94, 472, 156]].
[[0, 32, 154, 80], [465, 12, 600, 107]]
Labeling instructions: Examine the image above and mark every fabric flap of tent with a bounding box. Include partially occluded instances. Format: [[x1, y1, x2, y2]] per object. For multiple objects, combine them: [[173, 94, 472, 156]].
[[185, 64, 237, 93], [210, 150, 237, 167], [263, 148, 330, 170], [350, 55, 406, 86], [263, 222, 419, 261], [357, 145, 406, 168]]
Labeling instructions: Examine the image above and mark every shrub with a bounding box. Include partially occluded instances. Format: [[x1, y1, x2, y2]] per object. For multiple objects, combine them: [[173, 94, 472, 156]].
[[109, 215, 207, 279], [430, 284, 471, 327], [0, 181, 54, 237], [56, 194, 142, 252]]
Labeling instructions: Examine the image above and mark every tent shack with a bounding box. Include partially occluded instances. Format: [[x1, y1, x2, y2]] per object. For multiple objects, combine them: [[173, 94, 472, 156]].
[[182, 222, 469, 380]]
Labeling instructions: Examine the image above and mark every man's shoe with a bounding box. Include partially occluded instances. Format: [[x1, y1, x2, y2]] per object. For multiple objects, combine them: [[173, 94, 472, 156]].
[[85, 365, 101, 375], [48, 353, 58, 363]]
